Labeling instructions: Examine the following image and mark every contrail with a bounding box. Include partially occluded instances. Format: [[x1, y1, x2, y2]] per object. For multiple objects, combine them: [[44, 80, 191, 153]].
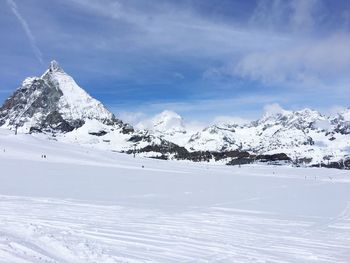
[[6, 0, 44, 65]]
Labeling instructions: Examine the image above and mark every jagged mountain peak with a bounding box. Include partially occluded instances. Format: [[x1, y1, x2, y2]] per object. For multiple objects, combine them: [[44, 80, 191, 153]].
[[256, 106, 324, 130], [0, 60, 130, 134], [49, 60, 64, 73], [41, 60, 65, 79], [331, 107, 350, 134]]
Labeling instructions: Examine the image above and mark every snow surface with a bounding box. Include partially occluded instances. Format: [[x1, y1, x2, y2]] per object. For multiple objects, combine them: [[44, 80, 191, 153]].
[[0, 128, 350, 262]]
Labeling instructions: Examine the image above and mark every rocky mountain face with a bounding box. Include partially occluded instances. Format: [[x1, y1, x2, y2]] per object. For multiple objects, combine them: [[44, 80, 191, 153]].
[[185, 109, 349, 168], [0, 61, 173, 154], [330, 108, 350, 135], [151, 107, 349, 168], [0, 61, 132, 134], [0, 61, 349, 169]]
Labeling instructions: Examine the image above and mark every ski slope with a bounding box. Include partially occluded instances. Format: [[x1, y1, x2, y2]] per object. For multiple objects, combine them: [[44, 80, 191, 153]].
[[0, 128, 350, 262]]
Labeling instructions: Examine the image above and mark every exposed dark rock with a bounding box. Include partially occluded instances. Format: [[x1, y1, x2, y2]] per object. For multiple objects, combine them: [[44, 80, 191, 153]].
[[149, 155, 169, 160], [255, 153, 291, 162], [128, 135, 144, 143], [41, 111, 77, 132], [311, 158, 350, 170], [334, 122, 350, 135], [120, 124, 134, 134], [89, 131, 107, 136], [212, 151, 250, 161], [135, 140, 189, 156], [227, 153, 291, 166], [227, 157, 255, 166]]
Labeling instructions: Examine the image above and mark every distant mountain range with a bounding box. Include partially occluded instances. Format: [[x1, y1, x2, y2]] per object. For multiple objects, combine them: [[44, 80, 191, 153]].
[[1, 61, 349, 169]]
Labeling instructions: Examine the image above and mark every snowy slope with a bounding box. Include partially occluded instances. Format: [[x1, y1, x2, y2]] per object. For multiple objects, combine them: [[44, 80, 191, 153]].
[[0, 129, 350, 262]]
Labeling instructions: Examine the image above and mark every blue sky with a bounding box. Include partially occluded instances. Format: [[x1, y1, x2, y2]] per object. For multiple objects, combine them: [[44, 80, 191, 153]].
[[1, 0, 350, 125]]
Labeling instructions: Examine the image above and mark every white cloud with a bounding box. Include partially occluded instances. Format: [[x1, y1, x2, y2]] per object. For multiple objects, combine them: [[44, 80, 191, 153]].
[[121, 94, 280, 116], [69, 0, 123, 19], [290, 0, 319, 32], [64, 0, 287, 59], [134, 110, 207, 133], [62, 0, 349, 96], [173, 72, 185, 80], [202, 67, 224, 80], [327, 106, 348, 116], [6, 0, 44, 65], [250, 0, 320, 33], [234, 34, 350, 89], [117, 111, 147, 126], [250, 0, 287, 31], [263, 103, 286, 116], [213, 116, 252, 126]]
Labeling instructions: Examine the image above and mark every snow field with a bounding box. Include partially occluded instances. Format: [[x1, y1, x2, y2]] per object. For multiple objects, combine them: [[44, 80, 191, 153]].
[[0, 129, 350, 262]]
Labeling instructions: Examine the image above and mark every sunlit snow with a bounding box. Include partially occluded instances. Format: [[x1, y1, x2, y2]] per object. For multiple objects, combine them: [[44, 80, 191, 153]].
[[0, 128, 349, 262]]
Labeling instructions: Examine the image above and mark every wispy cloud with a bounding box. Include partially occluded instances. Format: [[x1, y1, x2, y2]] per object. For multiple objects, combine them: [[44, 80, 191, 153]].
[[64, 0, 348, 94], [1, 0, 349, 117], [109, 94, 286, 123], [63, 0, 287, 58], [250, 0, 321, 33], [213, 116, 252, 126], [6, 0, 44, 65], [234, 34, 350, 90], [290, 0, 319, 32]]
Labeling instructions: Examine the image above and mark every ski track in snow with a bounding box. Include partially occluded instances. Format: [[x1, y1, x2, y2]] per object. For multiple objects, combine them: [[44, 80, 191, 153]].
[[1, 129, 350, 262], [1, 195, 350, 263]]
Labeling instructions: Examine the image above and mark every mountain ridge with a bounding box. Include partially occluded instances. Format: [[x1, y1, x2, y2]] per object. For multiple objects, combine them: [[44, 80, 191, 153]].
[[0, 61, 349, 169]]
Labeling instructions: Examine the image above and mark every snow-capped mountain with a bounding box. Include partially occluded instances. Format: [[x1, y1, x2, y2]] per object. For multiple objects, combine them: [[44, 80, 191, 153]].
[[137, 110, 186, 136], [0, 61, 349, 168], [187, 124, 239, 152], [136, 110, 193, 146], [184, 108, 350, 167], [0, 61, 178, 154], [186, 108, 325, 153], [152, 110, 186, 135], [0, 60, 132, 134], [331, 108, 350, 135]]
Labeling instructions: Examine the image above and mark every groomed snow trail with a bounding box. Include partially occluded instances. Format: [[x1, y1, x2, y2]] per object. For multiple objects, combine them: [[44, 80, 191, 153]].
[[0, 129, 350, 262], [1, 195, 349, 263]]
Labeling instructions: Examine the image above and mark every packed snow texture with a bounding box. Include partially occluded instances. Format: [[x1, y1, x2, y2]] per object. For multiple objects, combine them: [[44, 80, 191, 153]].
[[0, 128, 350, 262]]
